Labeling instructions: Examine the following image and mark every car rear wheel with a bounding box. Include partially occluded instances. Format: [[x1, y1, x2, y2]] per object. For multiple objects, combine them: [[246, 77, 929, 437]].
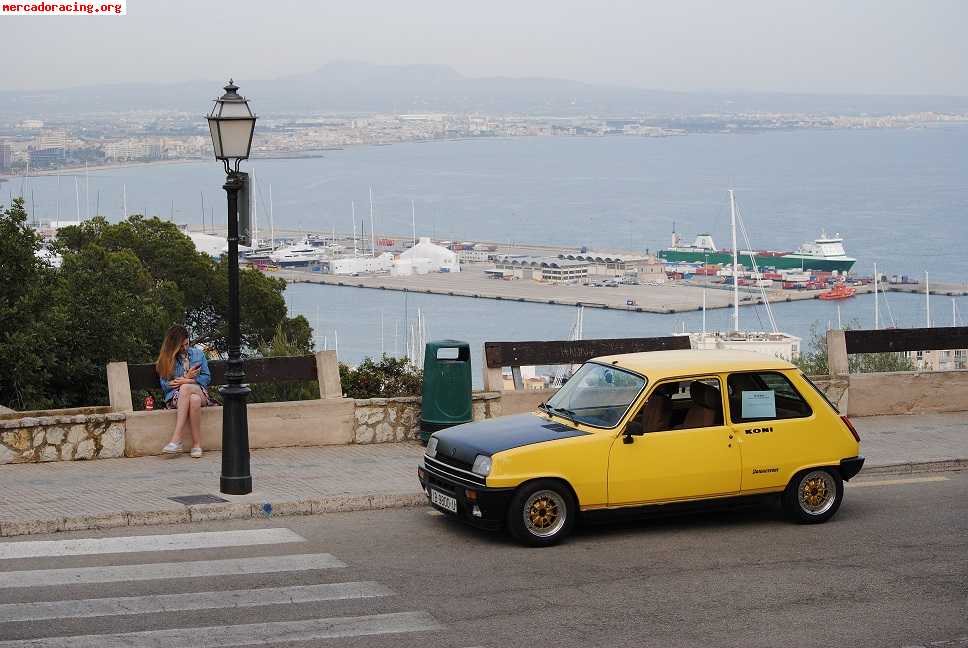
[[782, 467, 843, 524], [506, 480, 575, 547]]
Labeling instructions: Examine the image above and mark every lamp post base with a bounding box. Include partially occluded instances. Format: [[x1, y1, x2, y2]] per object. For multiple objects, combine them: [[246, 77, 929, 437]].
[[220, 474, 253, 495], [219, 382, 252, 495]]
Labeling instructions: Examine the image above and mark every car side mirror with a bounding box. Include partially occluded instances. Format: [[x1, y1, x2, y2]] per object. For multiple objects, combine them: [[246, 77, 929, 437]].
[[623, 419, 643, 443]]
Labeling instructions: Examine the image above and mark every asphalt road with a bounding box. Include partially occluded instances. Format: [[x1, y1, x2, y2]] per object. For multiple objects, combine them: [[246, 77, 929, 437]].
[[0, 472, 965, 648]]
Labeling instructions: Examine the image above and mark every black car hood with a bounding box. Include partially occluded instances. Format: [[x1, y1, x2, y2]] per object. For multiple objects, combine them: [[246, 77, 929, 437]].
[[432, 413, 588, 464]]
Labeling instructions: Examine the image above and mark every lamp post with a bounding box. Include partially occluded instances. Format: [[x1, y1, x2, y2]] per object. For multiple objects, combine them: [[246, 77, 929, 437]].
[[206, 79, 257, 495]]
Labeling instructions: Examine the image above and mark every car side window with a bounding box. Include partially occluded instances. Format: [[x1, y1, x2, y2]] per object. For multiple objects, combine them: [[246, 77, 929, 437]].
[[727, 372, 812, 423], [631, 377, 724, 433]]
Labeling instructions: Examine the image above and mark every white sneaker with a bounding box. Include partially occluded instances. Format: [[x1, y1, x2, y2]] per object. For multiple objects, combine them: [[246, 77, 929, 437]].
[[162, 441, 182, 454], [190, 447, 203, 459]]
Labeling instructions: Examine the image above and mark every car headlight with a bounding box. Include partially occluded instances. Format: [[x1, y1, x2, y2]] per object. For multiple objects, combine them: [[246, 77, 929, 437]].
[[471, 454, 492, 477], [425, 436, 438, 459]]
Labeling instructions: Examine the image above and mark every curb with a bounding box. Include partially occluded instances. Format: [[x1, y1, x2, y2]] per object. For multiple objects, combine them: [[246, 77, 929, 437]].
[[860, 458, 968, 476], [0, 493, 425, 538], [0, 459, 964, 538]]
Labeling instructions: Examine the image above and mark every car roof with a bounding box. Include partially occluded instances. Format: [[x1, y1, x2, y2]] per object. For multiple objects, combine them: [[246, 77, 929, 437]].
[[591, 349, 796, 380]]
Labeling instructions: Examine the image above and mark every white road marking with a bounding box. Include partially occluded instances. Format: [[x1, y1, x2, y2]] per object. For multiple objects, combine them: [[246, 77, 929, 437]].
[[0, 553, 345, 589], [847, 476, 949, 488], [0, 581, 392, 622], [0, 611, 442, 647], [0, 528, 304, 561], [426, 510, 444, 517]]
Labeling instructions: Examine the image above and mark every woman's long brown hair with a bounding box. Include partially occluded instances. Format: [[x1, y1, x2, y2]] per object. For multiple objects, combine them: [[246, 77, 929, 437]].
[[155, 325, 189, 379]]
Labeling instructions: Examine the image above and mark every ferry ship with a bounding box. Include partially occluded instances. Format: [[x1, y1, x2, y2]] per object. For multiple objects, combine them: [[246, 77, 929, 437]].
[[659, 231, 856, 273]]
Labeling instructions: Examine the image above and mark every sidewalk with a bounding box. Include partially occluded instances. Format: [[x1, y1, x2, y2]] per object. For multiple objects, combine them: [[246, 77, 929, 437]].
[[0, 412, 965, 537]]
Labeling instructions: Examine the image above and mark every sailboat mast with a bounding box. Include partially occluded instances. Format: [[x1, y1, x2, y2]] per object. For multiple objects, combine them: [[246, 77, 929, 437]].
[[411, 199, 416, 247], [84, 162, 90, 219], [873, 262, 879, 330], [351, 201, 357, 256], [269, 184, 275, 248], [926, 271, 931, 327], [729, 189, 739, 332], [122, 184, 126, 220], [252, 171, 258, 247], [74, 177, 80, 221], [368, 186, 375, 257]]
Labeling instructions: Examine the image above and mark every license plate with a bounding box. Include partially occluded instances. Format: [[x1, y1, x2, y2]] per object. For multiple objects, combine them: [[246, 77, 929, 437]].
[[430, 489, 457, 513]]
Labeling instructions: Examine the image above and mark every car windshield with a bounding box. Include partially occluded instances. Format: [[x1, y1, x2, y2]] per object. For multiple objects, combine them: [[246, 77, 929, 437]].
[[545, 362, 647, 428]]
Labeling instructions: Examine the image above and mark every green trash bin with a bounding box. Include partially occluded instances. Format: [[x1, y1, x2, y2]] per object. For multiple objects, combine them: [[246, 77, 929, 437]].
[[420, 340, 472, 443]]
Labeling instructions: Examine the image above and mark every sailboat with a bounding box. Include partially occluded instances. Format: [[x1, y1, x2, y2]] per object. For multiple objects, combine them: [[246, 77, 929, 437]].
[[687, 190, 802, 361], [406, 309, 429, 369], [552, 306, 585, 388]]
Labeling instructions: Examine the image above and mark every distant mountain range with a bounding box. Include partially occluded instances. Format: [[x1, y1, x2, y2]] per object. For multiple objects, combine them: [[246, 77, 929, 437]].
[[3, 61, 968, 118]]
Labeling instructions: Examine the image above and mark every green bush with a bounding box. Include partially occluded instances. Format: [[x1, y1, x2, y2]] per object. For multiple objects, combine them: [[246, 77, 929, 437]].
[[339, 355, 423, 399]]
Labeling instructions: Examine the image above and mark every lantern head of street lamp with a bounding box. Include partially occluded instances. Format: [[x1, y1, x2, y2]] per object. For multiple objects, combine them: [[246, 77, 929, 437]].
[[206, 79, 257, 174]]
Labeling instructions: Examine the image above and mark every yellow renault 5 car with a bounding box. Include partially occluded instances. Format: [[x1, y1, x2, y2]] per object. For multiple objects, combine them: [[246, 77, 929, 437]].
[[418, 349, 864, 546]]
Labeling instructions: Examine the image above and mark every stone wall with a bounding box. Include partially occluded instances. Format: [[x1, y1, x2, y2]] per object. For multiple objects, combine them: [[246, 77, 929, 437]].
[[0, 412, 126, 464], [352, 393, 503, 444], [3, 372, 958, 464]]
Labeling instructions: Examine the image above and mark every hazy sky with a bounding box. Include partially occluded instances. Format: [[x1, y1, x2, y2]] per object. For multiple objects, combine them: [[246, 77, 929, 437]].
[[1, 0, 966, 95]]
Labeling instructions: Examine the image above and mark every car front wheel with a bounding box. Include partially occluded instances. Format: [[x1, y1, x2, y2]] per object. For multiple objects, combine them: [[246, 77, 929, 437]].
[[506, 480, 576, 547], [782, 467, 843, 524]]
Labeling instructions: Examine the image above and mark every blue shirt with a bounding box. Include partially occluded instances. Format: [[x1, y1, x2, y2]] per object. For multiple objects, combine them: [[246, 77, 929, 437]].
[[159, 347, 212, 402]]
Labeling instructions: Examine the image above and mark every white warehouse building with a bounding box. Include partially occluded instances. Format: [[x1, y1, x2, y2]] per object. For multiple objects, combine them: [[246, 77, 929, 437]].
[[396, 237, 460, 274], [331, 253, 394, 275]]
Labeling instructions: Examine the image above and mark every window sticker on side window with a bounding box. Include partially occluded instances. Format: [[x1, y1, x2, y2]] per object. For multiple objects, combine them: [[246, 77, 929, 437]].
[[742, 390, 776, 418]]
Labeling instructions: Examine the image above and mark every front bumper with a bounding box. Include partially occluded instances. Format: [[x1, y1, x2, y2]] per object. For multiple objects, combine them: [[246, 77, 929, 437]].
[[418, 456, 513, 531], [840, 456, 865, 481]]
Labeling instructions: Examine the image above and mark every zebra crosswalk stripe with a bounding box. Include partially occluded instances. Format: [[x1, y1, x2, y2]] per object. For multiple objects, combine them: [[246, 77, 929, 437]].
[[0, 553, 345, 589], [0, 611, 443, 648], [0, 528, 305, 560], [0, 581, 393, 622]]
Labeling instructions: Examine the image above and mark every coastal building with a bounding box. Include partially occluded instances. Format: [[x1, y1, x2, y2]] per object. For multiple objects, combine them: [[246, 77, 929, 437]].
[[494, 255, 588, 284], [330, 253, 394, 275], [457, 249, 491, 263], [908, 349, 968, 371], [188, 232, 252, 259], [398, 237, 460, 273], [0, 141, 12, 170], [557, 252, 666, 283]]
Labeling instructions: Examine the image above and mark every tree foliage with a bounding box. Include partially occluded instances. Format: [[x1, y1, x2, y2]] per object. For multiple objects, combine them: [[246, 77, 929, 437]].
[[2, 211, 293, 410], [56, 215, 286, 353], [0, 199, 63, 409], [248, 316, 320, 403], [794, 321, 915, 376], [339, 355, 423, 399]]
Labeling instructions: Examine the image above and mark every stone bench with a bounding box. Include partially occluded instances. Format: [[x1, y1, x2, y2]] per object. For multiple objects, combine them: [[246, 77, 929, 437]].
[[106, 352, 354, 456]]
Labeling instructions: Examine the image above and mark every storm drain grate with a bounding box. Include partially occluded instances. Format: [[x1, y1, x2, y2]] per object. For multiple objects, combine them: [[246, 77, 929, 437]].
[[169, 494, 229, 506]]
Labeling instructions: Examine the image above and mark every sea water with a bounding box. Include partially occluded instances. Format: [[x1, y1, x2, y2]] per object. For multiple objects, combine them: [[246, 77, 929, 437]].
[[9, 127, 968, 372]]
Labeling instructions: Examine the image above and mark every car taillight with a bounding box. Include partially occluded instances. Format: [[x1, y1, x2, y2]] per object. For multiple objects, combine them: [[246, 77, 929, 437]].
[[841, 415, 860, 443]]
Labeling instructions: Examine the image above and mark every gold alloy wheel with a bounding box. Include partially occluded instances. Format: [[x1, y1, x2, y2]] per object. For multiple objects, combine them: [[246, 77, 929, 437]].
[[798, 470, 837, 515], [523, 490, 567, 538]]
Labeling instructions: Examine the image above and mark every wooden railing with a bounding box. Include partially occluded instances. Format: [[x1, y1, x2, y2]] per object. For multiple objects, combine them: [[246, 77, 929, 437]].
[[827, 326, 968, 375], [482, 336, 691, 391]]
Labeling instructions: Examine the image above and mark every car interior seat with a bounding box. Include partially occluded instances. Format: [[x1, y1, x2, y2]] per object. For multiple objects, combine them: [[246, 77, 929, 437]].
[[676, 381, 723, 429]]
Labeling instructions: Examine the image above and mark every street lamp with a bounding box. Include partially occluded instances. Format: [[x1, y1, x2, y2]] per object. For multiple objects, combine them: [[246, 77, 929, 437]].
[[206, 79, 257, 495]]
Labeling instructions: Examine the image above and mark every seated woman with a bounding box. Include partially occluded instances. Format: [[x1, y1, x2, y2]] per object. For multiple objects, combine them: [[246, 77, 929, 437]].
[[155, 325, 212, 458]]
